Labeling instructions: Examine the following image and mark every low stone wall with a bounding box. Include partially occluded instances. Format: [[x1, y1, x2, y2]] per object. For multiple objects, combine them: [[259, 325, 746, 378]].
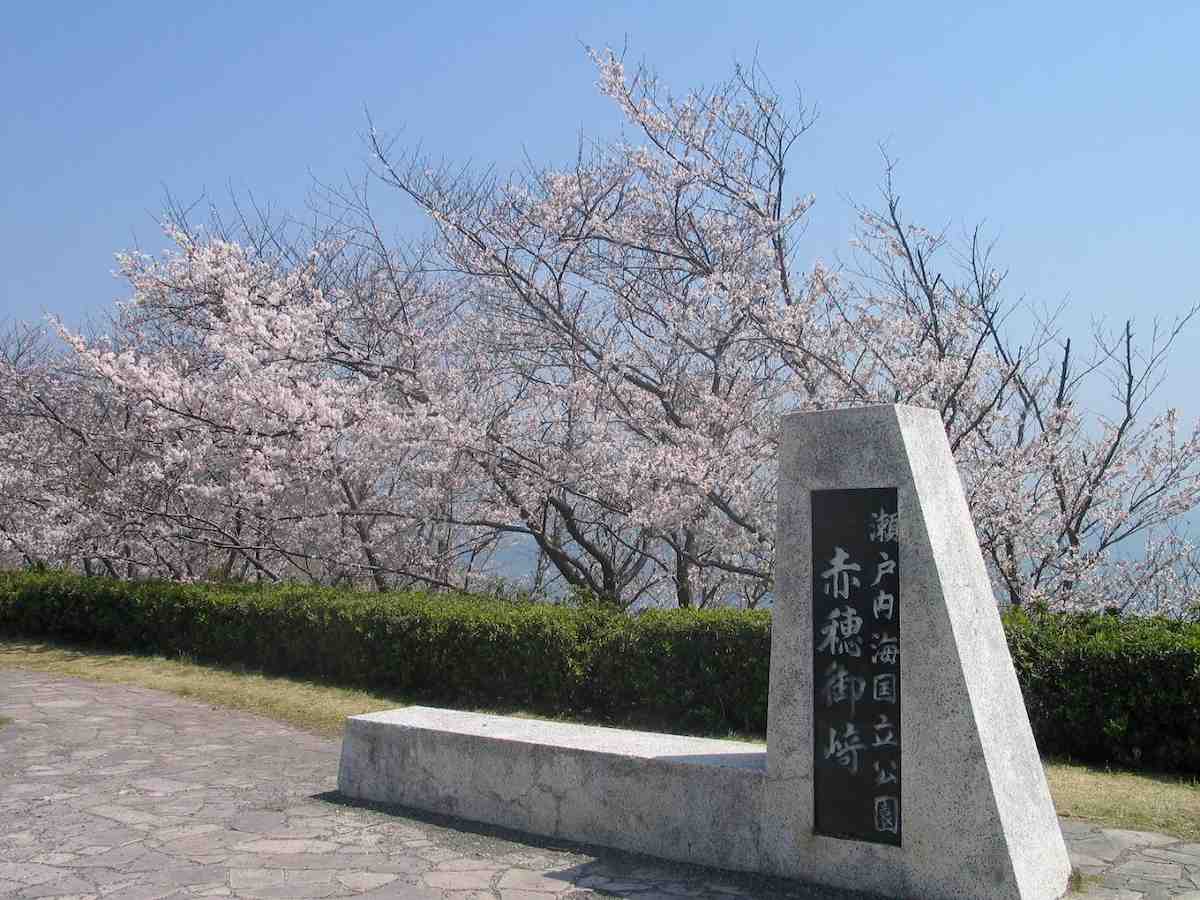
[[338, 707, 767, 873]]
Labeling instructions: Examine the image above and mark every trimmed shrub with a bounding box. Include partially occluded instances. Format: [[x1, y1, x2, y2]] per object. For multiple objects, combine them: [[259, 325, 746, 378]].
[[1003, 606, 1200, 773], [2, 572, 1197, 771], [0, 573, 602, 715], [583, 607, 771, 734]]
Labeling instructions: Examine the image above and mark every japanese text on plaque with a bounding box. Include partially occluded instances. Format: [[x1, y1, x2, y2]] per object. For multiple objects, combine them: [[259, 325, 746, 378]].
[[811, 488, 901, 845]]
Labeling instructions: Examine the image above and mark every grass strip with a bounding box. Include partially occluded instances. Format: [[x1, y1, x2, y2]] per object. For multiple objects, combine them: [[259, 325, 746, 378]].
[[1044, 758, 1200, 842], [0, 639, 401, 736], [1, 638, 1197, 841]]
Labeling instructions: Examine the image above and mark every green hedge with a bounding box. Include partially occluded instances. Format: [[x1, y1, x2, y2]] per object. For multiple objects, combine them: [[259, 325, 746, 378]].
[[1, 573, 1197, 772], [0, 573, 606, 713], [583, 608, 770, 734], [0, 572, 769, 734], [1002, 607, 1200, 773]]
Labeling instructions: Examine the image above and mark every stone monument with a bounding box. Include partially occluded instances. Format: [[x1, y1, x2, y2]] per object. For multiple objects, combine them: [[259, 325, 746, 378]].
[[338, 403, 1071, 899], [764, 403, 1071, 898]]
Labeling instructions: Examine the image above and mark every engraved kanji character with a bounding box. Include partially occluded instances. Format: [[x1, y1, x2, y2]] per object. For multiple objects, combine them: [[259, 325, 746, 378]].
[[824, 723, 866, 775], [820, 661, 866, 715], [872, 713, 898, 748], [870, 631, 899, 666], [868, 508, 898, 543], [872, 672, 897, 704], [820, 547, 861, 600], [873, 759, 899, 786], [871, 551, 896, 587], [874, 795, 900, 834], [872, 589, 895, 621], [817, 605, 863, 657]]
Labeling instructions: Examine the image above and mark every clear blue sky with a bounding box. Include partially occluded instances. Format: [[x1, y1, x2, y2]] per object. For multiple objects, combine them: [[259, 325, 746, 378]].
[[3, 1, 1197, 414]]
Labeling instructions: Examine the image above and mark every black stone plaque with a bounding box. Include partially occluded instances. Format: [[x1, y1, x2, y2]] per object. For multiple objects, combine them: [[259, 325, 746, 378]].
[[811, 487, 900, 845]]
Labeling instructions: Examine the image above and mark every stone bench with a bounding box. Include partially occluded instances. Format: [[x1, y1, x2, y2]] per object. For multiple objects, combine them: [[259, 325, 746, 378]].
[[337, 706, 767, 872]]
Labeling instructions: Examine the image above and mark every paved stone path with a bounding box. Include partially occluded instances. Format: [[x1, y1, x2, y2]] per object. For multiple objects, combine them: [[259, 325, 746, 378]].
[[0, 670, 1197, 899]]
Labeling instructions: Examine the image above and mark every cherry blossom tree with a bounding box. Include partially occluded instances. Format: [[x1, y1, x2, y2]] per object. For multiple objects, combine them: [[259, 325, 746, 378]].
[[2, 218, 503, 589], [4, 47, 1198, 614], [361, 48, 1200, 612], [0, 316, 218, 579]]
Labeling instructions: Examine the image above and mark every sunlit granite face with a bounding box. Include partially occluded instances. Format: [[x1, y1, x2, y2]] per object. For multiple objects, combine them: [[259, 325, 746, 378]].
[[766, 404, 1071, 899]]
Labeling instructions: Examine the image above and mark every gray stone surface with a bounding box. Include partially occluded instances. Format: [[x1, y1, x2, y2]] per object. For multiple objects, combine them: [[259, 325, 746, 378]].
[[768, 405, 1072, 898], [333, 405, 1099, 898], [1, 669, 1198, 898], [338, 708, 766, 872]]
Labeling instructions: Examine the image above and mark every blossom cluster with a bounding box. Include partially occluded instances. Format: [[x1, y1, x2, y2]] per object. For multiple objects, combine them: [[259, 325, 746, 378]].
[[2, 50, 1197, 614]]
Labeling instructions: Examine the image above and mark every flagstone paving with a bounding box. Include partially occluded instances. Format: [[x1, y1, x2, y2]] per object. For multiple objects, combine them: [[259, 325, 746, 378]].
[[1, 669, 1197, 899]]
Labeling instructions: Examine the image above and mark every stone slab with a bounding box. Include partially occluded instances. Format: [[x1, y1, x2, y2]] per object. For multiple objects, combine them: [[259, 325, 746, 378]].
[[337, 707, 767, 873]]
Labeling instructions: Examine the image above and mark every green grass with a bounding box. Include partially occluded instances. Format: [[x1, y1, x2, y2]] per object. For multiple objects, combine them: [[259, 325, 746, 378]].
[[1044, 756, 1200, 841], [0, 638, 404, 736], [1066, 868, 1100, 895], [1, 637, 1197, 841]]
